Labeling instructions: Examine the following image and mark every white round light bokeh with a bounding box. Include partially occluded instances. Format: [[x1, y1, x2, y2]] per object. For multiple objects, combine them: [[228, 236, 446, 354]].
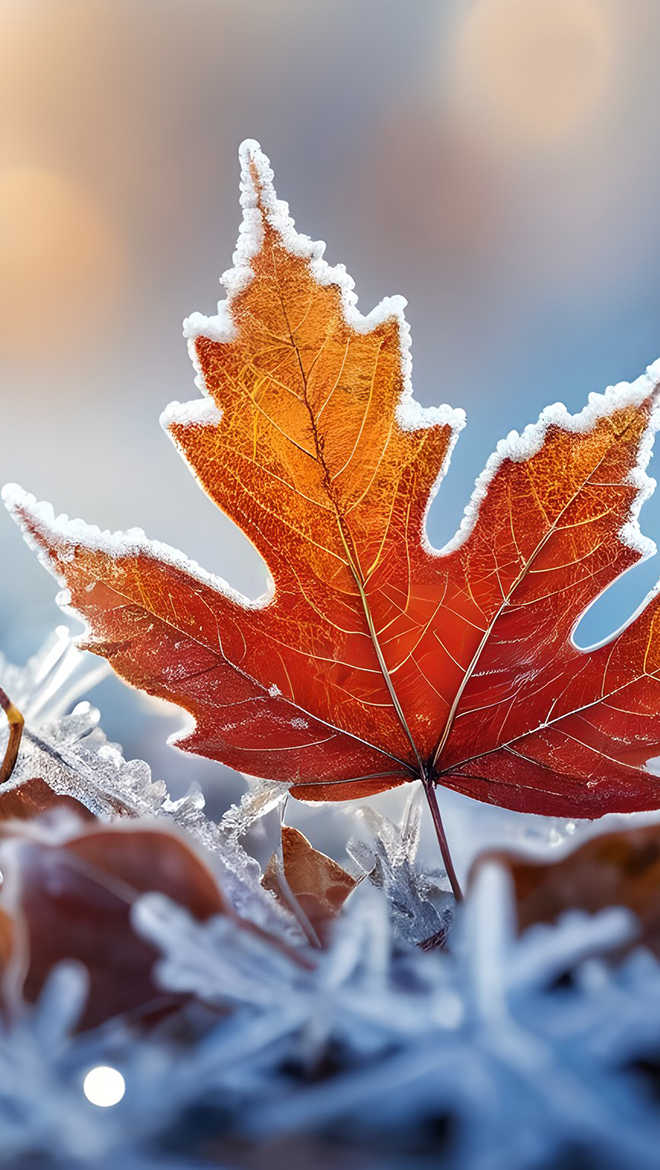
[[83, 1066, 126, 1108]]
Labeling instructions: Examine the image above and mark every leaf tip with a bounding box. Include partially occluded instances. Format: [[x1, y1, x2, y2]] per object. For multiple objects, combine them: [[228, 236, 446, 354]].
[[2, 482, 34, 517], [238, 138, 273, 210], [646, 355, 660, 384], [233, 139, 321, 272], [1, 485, 57, 552]]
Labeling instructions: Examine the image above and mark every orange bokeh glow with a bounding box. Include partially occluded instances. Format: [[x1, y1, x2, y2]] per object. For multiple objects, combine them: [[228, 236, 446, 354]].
[[0, 169, 124, 359], [452, 0, 613, 145]]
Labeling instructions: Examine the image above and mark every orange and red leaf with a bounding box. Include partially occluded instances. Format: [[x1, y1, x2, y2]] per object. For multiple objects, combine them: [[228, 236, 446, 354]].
[[5, 140, 660, 818]]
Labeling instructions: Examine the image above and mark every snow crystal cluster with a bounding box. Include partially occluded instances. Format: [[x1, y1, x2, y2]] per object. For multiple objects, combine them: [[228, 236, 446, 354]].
[[1, 632, 660, 1170]]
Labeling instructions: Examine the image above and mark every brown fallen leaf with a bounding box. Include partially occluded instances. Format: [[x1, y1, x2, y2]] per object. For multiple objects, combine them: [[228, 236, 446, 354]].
[[263, 825, 357, 943], [479, 821, 660, 957], [0, 819, 228, 1028], [0, 775, 95, 823]]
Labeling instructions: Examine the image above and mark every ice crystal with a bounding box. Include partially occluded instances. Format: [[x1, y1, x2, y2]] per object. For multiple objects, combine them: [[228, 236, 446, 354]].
[[0, 631, 291, 934], [0, 864, 659, 1169], [347, 786, 454, 947], [2, 633, 660, 1168], [1, 626, 167, 819]]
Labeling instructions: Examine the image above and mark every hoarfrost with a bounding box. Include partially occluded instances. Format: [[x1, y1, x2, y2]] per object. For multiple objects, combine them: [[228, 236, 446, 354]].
[[347, 785, 454, 947], [0, 857, 659, 1168], [0, 630, 290, 934], [2, 631, 660, 1167]]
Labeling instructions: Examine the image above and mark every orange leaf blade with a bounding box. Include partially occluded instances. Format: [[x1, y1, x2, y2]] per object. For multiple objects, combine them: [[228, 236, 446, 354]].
[[6, 139, 660, 820]]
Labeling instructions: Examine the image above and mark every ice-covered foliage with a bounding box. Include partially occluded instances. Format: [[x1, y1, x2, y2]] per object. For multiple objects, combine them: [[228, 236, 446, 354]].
[[2, 867, 660, 1169], [0, 626, 164, 819], [0, 629, 292, 935], [2, 634, 660, 1169]]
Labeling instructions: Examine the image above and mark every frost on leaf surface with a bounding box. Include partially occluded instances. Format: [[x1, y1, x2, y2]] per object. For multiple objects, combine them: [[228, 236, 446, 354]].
[[6, 140, 660, 817]]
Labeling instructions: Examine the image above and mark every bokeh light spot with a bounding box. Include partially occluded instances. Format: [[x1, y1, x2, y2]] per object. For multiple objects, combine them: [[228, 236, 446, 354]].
[[452, 0, 613, 145], [83, 1065, 125, 1108], [0, 169, 125, 360]]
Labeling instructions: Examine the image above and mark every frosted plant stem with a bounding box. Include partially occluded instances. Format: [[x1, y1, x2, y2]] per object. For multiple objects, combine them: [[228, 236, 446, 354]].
[[422, 775, 463, 903], [0, 685, 24, 786]]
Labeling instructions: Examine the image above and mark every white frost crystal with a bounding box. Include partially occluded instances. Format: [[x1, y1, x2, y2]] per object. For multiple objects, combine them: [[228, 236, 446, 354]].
[[1, 629, 660, 1168]]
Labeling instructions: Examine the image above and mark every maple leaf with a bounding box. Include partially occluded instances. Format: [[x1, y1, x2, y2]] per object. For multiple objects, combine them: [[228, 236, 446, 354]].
[[5, 138, 660, 852]]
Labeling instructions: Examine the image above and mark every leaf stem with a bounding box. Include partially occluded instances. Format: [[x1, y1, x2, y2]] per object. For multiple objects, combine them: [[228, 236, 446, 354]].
[[0, 686, 24, 786], [422, 775, 463, 902]]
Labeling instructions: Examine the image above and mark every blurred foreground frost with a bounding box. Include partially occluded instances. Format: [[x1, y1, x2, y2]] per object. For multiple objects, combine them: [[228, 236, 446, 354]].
[[1, 632, 660, 1169]]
